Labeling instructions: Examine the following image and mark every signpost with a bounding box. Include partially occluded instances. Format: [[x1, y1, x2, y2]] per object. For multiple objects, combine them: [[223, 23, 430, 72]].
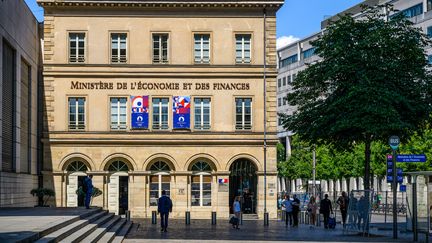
[[396, 154, 427, 163], [389, 136, 399, 239]]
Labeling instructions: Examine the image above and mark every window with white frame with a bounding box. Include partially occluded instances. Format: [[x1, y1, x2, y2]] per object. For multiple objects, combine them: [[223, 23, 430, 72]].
[[194, 34, 210, 64], [69, 33, 85, 63], [149, 161, 171, 206], [235, 34, 251, 64], [191, 161, 212, 206], [153, 34, 169, 63], [235, 98, 252, 130], [152, 98, 169, 130], [194, 98, 211, 130], [110, 97, 127, 130], [111, 33, 127, 63], [68, 97, 85, 130]]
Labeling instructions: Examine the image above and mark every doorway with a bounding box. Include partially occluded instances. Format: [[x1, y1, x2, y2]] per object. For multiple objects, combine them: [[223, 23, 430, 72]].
[[119, 176, 129, 215], [77, 176, 86, 207], [229, 159, 257, 214]]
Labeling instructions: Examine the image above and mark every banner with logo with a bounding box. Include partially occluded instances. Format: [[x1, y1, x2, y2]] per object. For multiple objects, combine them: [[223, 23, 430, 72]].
[[173, 96, 190, 129], [131, 95, 149, 129]]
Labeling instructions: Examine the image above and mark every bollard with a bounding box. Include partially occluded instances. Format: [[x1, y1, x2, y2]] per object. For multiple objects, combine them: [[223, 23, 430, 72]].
[[185, 211, 191, 225], [211, 211, 217, 225], [239, 212, 243, 225], [264, 212, 269, 226], [282, 210, 286, 222], [316, 213, 321, 227], [126, 210, 131, 222], [151, 210, 157, 224]]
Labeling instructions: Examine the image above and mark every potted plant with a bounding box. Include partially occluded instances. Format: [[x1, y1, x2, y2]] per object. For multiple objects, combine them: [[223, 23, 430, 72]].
[[76, 186, 102, 206], [30, 188, 55, 207]]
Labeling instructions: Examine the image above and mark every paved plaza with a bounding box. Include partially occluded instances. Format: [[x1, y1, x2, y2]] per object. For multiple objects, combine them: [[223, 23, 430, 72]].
[[124, 217, 427, 243]]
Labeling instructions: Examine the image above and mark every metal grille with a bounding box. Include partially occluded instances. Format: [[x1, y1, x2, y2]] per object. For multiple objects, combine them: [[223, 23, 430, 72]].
[[2, 41, 15, 172]]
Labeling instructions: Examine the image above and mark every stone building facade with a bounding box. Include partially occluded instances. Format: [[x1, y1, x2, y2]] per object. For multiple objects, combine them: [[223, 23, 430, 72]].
[[0, 0, 41, 207], [38, 0, 283, 219]]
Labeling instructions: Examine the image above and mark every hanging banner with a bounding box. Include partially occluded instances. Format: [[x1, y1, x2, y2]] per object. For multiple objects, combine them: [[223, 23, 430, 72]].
[[131, 95, 149, 129], [173, 96, 190, 129]]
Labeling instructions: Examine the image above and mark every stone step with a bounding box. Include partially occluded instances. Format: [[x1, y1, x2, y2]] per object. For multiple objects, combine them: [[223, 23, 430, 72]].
[[36, 208, 103, 240], [110, 221, 133, 243], [81, 215, 121, 243], [35, 210, 107, 243], [60, 213, 114, 243], [96, 218, 127, 243]]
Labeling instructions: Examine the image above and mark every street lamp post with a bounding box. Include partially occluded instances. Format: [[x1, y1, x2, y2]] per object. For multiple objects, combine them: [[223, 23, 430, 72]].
[[312, 146, 316, 197]]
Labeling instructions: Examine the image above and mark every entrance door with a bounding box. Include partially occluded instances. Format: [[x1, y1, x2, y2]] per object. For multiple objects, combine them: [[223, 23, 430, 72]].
[[108, 175, 119, 215], [67, 172, 87, 207], [67, 174, 78, 207], [119, 176, 129, 215], [229, 159, 257, 214]]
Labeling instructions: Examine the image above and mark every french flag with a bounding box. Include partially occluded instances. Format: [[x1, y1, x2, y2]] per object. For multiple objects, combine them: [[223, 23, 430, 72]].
[[218, 178, 229, 184]]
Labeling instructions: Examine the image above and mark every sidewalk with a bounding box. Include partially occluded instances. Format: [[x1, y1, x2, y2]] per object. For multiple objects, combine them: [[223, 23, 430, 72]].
[[125, 218, 426, 242]]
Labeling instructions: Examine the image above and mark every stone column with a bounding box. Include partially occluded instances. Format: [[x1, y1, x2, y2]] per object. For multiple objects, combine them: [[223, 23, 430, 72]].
[[215, 171, 230, 219], [171, 171, 190, 218], [358, 177, 364, 190], [256, 172, 278, 219], [342, 178, 348, 192], [335, 179, 341, 192], [291, 179, 296, 193], [329, 179, 334, 194], [128, 171, 148, 218]]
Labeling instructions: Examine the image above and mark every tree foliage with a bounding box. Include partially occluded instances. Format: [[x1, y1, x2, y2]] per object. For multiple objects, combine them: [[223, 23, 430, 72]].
[[281, 7, 432, 189]]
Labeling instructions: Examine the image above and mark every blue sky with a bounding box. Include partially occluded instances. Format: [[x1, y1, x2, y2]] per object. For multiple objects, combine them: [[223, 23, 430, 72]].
[[25, 0, 363, 48]]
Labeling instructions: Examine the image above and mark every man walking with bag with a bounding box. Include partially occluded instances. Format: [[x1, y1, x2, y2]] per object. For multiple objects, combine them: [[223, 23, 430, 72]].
[[158, 190, 173, 232], [320, 194, 333, 229]]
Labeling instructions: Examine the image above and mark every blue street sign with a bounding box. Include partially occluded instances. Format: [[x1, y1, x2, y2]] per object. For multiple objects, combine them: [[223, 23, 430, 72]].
[[387, 168, 403, 176], [387, 161, 393, 168], [396, 154, 427, 163], [400, 185, 406, 192], [387, 175, 403, 183]]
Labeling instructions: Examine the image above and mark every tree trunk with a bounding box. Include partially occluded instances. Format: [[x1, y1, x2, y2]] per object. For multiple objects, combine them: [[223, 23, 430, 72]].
[[364, 139, 371, 190]]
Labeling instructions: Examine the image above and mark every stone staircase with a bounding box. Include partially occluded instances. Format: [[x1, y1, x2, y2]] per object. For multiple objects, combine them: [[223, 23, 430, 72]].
[[34, 208, 132, 243]]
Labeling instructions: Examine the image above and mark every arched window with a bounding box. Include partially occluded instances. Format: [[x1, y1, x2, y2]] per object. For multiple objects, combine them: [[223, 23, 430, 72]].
[[66, 161, 88, 172], [149, 161, 171, 206], [191, 161, 212, 207], [107, 160, 129, 172]]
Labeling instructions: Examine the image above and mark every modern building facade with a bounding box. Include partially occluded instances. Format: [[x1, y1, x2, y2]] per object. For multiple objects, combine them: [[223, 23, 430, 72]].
[[0, 0, 42, 207], [277, 0, 432, 158], [38, 0, 283, 219]]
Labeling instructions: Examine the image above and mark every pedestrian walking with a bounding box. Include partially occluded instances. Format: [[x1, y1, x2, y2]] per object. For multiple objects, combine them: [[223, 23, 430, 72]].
[[83, 175, 93, 209], [307, 196, 318, 228], [336, 191, 349, 228], [282, 195, 293, 226], [320, 194, 333, 229], [158, 190, 173, 232], [292, 194, 300, 227], [232, 196, 241, 229]]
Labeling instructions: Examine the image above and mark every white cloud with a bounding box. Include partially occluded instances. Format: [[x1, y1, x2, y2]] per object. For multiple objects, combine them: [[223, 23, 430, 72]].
[[277, 35, 300, 50]]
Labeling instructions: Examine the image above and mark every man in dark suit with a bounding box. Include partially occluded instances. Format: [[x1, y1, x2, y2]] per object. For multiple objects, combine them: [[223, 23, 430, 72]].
[[158, 190, 173, 232], [320, 194, 333, 229]]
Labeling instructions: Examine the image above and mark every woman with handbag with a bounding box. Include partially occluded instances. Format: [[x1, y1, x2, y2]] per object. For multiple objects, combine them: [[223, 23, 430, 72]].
[[307, 196, 318, 228]]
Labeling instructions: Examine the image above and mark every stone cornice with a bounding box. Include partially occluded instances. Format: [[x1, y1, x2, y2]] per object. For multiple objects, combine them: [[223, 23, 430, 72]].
[[38, 0, 284, 9]]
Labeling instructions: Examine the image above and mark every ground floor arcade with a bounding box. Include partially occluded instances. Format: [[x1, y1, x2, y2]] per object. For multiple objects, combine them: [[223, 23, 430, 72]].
[[42, 145, 278, 219]]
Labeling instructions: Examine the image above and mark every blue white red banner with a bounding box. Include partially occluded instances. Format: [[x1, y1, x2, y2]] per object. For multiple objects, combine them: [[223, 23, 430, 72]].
[[218, 178, 229, 184], [131, 95, 149, 129], [173, 96, 191, 129]]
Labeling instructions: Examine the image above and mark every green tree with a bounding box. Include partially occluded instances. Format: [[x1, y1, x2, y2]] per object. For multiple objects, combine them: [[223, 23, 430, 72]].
[[282, 8, 432, 190]]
